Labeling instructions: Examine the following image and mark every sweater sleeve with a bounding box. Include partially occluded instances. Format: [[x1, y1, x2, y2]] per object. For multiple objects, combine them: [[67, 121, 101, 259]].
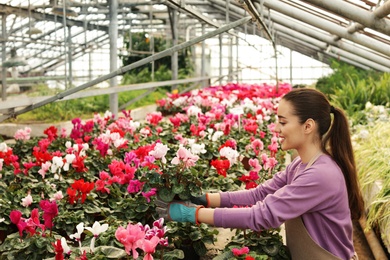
[[219, 158, 298, 208], [214, 156, 343, 231]]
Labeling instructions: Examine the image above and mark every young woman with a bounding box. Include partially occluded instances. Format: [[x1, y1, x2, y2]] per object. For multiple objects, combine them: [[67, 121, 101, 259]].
[[157, 88, 364, 260]]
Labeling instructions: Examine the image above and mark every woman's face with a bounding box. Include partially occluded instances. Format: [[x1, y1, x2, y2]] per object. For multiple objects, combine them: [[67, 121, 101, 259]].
[[275, 99, 306, 151]]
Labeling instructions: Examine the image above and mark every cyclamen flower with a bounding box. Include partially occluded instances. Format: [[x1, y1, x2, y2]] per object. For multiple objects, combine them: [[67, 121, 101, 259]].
[[85, 221, 109, 252], [14, 127, 31, 141], [40, 200, 58, 229], [69, 222, 84, 248], [141, 236, 160, 260], [50, 156, 64, 174], [149, 143, 169, 163], [142, 188, 157, 202], [10, 210, 27, 237], [232, 246, 250, 256], [127, 180, 144, 193], [115, 223, 145, 258], [171, 147, 199, 168], [219, 146, 239, 165], [38, 161, 51, 179], [51, 191, 64, 201], [21, 194, 33, 207], [211, 159, 230, 177], [146, 112, 163, 126]]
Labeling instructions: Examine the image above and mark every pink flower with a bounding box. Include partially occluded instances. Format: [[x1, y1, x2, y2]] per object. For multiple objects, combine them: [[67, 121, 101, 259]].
[[141, 236, 160, 260], [171, 147, 199, 168], [248, 158, 262, 171], [232, 246, 250, 256], [14, 127, 31, 141], [115, 223, 145, 258]]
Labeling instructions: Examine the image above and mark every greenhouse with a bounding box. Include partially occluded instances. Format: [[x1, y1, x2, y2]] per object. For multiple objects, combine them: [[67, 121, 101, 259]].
[[0, 0, 389, 259]]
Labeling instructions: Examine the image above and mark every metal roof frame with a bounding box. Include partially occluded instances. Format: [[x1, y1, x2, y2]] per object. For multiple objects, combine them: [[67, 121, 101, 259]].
[[1, 0, 389, 98]]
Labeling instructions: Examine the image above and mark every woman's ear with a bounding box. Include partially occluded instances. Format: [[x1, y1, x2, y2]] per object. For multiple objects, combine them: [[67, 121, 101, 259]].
[[304, 118, 316, 133]]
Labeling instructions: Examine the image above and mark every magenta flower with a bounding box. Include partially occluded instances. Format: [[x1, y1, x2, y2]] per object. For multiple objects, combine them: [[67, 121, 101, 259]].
[[10, 210, 27, 237], [127, 180, 144, 193], [141, 188, 157, 202], [39, 200, 58, 229]]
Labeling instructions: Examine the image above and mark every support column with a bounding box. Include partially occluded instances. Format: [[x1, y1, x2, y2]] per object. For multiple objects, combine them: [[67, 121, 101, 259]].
[[1, 15, 7, 101], [109, 0, 118, 117], [201, 23, 206, 87], [219, 34, 222, 85], [170, 9, 178, 91]]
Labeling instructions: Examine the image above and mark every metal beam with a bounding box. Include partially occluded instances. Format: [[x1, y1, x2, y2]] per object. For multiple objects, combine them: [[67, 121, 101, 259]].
[[0, 16, 252, 122], [274, 27, 389, 72], [260, 0, 390, 57], [302, 0, 390, 35]]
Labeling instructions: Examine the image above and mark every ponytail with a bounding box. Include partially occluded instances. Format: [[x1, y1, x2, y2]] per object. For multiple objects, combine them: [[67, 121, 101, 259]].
[[322, 107, 364, 220]]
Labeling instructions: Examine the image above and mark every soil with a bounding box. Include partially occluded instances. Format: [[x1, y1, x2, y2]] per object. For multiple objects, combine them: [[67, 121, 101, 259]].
[[199, 220, 378, 259]]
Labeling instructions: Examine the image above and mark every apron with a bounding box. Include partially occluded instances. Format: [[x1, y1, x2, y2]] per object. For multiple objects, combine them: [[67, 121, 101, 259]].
[[285, 153, 358, 260]]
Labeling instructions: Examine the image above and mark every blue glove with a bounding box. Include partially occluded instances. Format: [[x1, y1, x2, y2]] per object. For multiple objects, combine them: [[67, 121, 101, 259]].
[[156, 199, 203, 224]]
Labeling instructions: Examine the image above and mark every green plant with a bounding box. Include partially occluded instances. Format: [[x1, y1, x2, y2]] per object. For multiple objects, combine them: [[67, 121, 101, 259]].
[[353, 121, 390, 252], [214, 228, 290, 259], [315, 59, 382, 97]]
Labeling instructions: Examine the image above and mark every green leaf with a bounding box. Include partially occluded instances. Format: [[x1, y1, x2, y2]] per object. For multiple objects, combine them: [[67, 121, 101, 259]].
[[162, 249, 185, 260], [97, 246, 127, 258], [158, 187, 175, 202], [135, 203, 149, 213], [172, 184, 184, 194]]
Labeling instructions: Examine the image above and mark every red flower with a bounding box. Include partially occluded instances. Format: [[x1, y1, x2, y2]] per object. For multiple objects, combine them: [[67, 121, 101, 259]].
[[210, 159, 230, 177], [72, 154, 88, 173], [67, 179, 95, 204], [52, 239, 64, 260], [44, 126, 58, 141]]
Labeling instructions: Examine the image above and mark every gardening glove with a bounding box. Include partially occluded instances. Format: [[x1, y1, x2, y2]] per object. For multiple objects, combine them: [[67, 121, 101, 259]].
[[190, 193, 210, 207], [155, 199, 204, 224]]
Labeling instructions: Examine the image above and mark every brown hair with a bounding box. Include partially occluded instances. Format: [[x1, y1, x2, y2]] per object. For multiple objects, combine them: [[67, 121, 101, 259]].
[[282, 88, 364, 220]]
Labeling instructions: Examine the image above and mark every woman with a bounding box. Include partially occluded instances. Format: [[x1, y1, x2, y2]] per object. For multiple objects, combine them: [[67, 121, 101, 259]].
[[157, 88, 364, 260]]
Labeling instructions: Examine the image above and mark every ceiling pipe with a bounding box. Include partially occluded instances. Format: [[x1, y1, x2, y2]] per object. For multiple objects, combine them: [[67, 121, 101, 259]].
[[210, 0, 390, 69], [274, 26, 389, 72], [258, 6, 390, 69], [258, 0, 390, 57], [276, 33, 371, 71], [302, 0, 390, 35]]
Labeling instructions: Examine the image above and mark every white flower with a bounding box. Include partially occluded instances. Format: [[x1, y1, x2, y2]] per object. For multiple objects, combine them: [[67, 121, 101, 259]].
[[0, 142, 8, 152], [21, 194, 33, 207], [186, 105, 202, 117], [220, 147, 240, 165], [85, 221, 109, 252], [51, 156, 64, 174], [0, 218, 5, 223], [70, 222, 84, 248], [63, 154, 76, 171], [190, 142, 207, 155], [211, 131, 224, 142], [61, 237, 71, 254]]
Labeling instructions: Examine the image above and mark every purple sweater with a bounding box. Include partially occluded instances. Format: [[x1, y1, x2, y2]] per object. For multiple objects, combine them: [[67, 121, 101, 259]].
[[214, 155, 355, 260]]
